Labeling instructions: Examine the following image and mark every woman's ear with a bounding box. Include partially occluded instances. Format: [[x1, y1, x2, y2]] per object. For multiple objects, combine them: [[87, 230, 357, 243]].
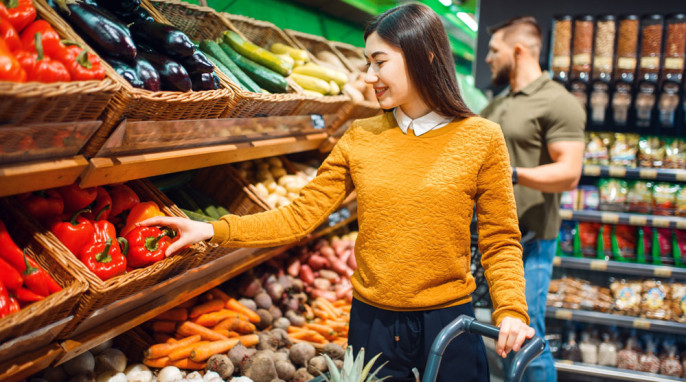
[[429, 51, 435, 63]]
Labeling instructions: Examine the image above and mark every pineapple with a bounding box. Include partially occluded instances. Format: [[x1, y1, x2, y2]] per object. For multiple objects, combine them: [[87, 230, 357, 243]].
[[317, 345, 390, 382]]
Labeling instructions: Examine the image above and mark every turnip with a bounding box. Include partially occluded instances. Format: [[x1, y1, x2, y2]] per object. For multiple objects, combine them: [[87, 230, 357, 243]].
[[269, 328, 291, 348], [289, 343, 315, 367], [256, 309, 273, 330], [123, 364, 152, 382], [64, 351, 95, 377], [95, 371, 126, 382], [266, 282, 284, 303], [254, 292, 272, 310], [274, 360, 295, 381], [307, 356, 328, 376], [206, 354, 233, 379], [94, 348, 127, 374], [238, 298, 258, 312], [244, 351, 278, 382], [157, 366, 182, 382], [292, 368, 314, 382], [321, 343, 345, 360], [273, 317, 290, 330], [268, 305, 283, 320]]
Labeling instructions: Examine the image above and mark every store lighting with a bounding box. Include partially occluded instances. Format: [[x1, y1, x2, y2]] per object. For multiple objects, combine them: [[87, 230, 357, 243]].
[[439, 0, 452, 6], [457, 11, 478, 32]]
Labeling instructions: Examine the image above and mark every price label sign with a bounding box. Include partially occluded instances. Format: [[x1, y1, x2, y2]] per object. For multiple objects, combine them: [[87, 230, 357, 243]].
[[633, 319, 651, 330], [553, 257, 562, 266], [559, 210, 573, 220], [654, 267, 672, 278], [310, 114, 326, 130], [601, 213, 619, 224], [651, 218, 670, 228], [555, 309, 573, 320], [639, 168, 658, 179], [584, 165, 601, 176], [608, 166, 627, 178], [590, 260, 607, 271], [629, 215, 648, 226]]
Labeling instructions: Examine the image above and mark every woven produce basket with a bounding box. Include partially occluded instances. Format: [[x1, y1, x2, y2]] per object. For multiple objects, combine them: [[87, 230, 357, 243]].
[[9, 180, 205, 338], [328, 41, 381, 121], [0, 202, 88, 345], [0, 3, 119, 127], [34, 0, 238, 157], [189, 164, 270, 262], [149, 0, 306, 118]]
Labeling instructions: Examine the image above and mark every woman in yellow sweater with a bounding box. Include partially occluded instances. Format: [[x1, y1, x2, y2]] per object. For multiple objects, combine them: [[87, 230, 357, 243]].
[[143, 3, 532, 381]]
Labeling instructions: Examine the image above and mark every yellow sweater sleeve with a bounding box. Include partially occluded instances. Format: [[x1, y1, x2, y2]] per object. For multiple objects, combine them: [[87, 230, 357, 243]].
[[209, 129, 354, 247], [476, 127, 530, 326]]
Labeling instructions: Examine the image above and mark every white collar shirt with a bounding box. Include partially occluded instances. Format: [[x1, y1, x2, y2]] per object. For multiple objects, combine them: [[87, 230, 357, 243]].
[[393, 107, 454, 136]]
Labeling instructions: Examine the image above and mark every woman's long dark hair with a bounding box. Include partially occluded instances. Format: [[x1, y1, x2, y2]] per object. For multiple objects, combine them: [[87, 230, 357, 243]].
[[364, 3, 474, 118]]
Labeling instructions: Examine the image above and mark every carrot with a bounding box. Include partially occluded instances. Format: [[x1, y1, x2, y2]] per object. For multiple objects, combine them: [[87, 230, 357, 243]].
[[302, 303, 315, 320], [193, 309, 247, 327], [225, 298, 261, 323], [200, 292, 215, 301], [168, 340, 210, 361], [152, 333, 173, 343], [305, 323, 337, 340], [290, 330, 327, 343], [315, 298, 341, 318], [208, 288, 231, 301], [237, 334, 259, 347], [189, 339, 239, 362], [171, 358, 206, 370], [177, 297, 198, 309], [229, 331, 240, 338], [177, 321, 230, 341], [332, 300, 348, 307], [313, 308, 332, 320], [323, 320, 349, 332], [154, 308, 188, 321], [166, 337, 178, 344], [189, 299, 225, 319], [151, 320, 177, 333], [212, 317, 256, 334], [143, 356, 170, 368], [333, 337, 348, 347], [287, 325, 307, 334], [144, 335, 202, 359]]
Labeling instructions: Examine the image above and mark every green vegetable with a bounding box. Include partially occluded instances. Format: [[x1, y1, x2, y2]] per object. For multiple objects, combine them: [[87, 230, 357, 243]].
[[180, 208, 214, 222], [199, 40, 261, 93], [204, 205, 221, 219], [216, 206, 230, 216], [219, 42, 289, 94], [222, 30, 292, 76], [204, 52, 246, 91]]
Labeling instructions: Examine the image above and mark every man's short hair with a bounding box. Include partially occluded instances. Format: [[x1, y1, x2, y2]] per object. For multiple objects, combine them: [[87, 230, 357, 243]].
[[488, 16, 542, 51]]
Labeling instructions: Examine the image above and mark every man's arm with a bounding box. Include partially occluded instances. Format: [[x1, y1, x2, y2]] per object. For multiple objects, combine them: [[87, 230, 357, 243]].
[[516, 140, 585, 193]]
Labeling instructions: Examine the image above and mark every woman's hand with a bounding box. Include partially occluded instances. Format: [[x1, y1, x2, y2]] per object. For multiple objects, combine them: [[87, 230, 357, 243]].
[[138, 216, 214, 256], [496, 316, 535, 358]]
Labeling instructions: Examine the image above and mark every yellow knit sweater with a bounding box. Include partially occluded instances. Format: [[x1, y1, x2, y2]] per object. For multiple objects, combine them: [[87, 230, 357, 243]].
[[210, 112, 529, 326]]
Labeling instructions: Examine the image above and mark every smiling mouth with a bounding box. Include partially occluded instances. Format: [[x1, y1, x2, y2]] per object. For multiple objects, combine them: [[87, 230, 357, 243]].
[[374, 87, 388, 98]]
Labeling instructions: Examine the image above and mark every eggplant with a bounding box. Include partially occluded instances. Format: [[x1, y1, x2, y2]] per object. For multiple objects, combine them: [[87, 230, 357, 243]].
[[191, 72, 220, 91], [52, 0, 137, 60], [129, 22, 195, 59], [94, 0, 141, 15], [181, 50, 214, 74], [140, 52, 191, 92], [120, 7, 155, 25], [105, 57, 144, 88], [133, 56, 161, 92]]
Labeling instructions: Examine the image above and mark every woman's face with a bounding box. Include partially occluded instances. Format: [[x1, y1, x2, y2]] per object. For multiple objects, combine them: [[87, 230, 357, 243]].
[[364, 31, 428, 118]]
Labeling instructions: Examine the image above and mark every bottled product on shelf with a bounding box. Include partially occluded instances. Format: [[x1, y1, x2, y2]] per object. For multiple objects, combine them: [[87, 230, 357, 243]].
[[551, 15, 573, 84]]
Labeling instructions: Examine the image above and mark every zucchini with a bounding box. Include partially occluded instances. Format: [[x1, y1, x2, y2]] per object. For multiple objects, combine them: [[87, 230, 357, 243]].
[[270, 42, 309, 63], [222, 30, 292, 76], [177, 188, 203, 214], [204, 205, 221, 219], [180, 208, 214, 222], [290, 73, 330, 95], [204, 52, 247, 91], [219, 42, 289, 94], [293, 63, 348, 87], [199, 40, 261, 93], [216, 206, 230, 216]]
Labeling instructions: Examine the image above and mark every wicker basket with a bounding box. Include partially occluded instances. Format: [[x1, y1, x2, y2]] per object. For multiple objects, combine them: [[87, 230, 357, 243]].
[[149, 0, 306, 118], [0, 3, 119, 128], [34, 0, 238, 158], [0, 203, 88, 345], [8, 180, 205, 338], [328, 41, 381, 121]]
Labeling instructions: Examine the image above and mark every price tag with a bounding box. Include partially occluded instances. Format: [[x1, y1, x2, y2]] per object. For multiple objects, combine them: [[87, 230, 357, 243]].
[[573, 53, 591, 66], [629, 215, 648, 226], [633, 319, 651, 330], [639, 168, 658, 179], [553, 56, 570, 68], [651, 218, 671, 228], [553, 257, 562, 266], [654, 267, 672, 278], [555, 309, 573, 320], [608, 166, 627, 178], [601, 213, 619, 224], [558, 360, 574, 365], [593, 56, 613, 70], [310, 114, 326, 130], [584, 165, 601, 176], [676, 171, 686, 182], [640, 56, 660, 69], [617, 57, 637, 70], [677, 220, 686, 230], [559, 209, 573, 220], [664, 57, 684, 70], [590, 260, 607, 271]]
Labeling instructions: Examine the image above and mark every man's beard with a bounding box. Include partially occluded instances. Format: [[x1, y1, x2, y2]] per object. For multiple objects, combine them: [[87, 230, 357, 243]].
[[491, 62, 512, 87]]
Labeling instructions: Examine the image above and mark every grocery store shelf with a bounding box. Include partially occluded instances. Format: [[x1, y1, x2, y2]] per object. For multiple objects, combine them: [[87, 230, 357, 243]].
[[78, 132, 329, 188], [583, 165, 686, 182], [0, 156, 89, 197], [555, 360, 686, 382], [553, 256, 686, 279], [318, 136, 339, 153], [559, 209, 686, 230], [0, 343, 63, 382], [546, 307, 686, 335]]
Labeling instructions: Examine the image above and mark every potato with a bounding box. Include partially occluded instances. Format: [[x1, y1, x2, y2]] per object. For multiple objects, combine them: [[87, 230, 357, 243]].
[[271, 168, 288, 180], [267, 157, 283, 168], [274, 185, 288, 196]]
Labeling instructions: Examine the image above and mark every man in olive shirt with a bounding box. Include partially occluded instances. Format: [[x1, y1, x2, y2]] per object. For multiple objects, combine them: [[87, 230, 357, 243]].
[[482, 17, 585, 382]]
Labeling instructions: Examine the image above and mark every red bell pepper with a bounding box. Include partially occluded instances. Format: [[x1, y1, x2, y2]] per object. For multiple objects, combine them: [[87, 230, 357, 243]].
[[0, 34, 25, 82], [0, 280, 9, 318], [7, 296, 19, 314], [79, 238, 127, 281], [124, 226, 174, 268], [120, 201, 165, 237], [14, 285, 44, 303], [0, 220, 57, 297], [0, 256, 22, 291], [93, 213, 117, 243], [20, 33, 70, 83], [1, 17, 20, 52], [108, 184, 140, 218], [54, 41, 106, 81], [16, 189, 64, 223], [84, 187, 112, 222], [57, 182, 97, 215], [49, 208, 94, 255], [0, 0, 36, 33], [20, 20, 61, 57]]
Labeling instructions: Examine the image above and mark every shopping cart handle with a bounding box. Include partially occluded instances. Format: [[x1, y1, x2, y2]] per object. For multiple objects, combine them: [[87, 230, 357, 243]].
[[423, 315, 545, 382]]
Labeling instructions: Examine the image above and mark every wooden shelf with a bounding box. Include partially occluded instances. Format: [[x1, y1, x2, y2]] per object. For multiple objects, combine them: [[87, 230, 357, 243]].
[[553, 256, 686, 280], [0, 156, 89, 197], [583, 165, 686, 182], [0, 343, 63, 382], [546, 307, 686, 335], [555, 360, 686, 382], [559, 209, 686, 230], [79, 133, 329, 188]]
